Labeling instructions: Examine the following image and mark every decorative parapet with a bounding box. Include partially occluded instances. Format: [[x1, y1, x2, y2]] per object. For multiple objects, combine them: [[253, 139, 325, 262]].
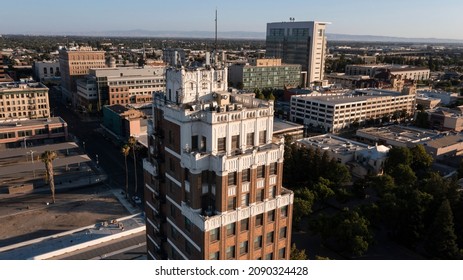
[[181, 146, 283, 174], [178, 191, 294, 232]]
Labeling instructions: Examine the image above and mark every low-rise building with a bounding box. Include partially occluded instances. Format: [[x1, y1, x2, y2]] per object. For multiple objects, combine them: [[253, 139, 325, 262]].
[[356, 125, 439, 148], [416, 89, 458, 106], [429, 107, 463, 132], [273, 118, 304, 141], [32, 60, 60, 84], [297, 134, 389, 176], [423, 133, 463, 158], [345, 64, 430, 81], [416, 94, 441, 109], [102, 104, 144, 143], [76, 78, 98, 110], [0, 117, 68, 149], [0, 54, 14, 82], [325, 73, 376, 89]]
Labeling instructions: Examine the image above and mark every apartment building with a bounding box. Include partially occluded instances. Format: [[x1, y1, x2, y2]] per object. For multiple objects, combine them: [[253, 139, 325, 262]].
[[59, 47, 106, 107], [0, 82, 50, 120], [228, 58, 301, 90], [143, 65, 293, 260], [266, 21, 329, 86], [84, 66, 165, 109], [290, 88, 416, 133]]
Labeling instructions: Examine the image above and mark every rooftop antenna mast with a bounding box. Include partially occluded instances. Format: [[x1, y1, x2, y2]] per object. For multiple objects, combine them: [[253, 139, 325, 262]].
[[215, 9, 218, 53]]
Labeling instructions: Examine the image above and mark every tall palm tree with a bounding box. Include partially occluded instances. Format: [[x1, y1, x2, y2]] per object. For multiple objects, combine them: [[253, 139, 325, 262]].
[[128, 136, 138, 195], [40, 150, 57, 203], [121, 144, 130, 198]]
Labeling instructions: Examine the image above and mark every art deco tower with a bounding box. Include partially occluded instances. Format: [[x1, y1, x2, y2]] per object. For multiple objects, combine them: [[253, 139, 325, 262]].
[[143, 61, 294, 260]]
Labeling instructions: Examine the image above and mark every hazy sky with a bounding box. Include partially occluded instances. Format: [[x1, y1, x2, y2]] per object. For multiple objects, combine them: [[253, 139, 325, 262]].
[[1, 0, 462, 39]]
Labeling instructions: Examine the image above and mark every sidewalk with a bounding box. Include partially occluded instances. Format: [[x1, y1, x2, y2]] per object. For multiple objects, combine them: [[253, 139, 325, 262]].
[[111, 189, 142, 215]]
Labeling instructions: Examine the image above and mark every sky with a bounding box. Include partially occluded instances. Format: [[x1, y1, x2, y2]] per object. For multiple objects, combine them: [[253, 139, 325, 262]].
[[1, 0, 462, 40]]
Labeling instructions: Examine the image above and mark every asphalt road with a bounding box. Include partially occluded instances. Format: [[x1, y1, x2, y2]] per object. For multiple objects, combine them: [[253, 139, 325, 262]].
[[49, 87, 145, 201]]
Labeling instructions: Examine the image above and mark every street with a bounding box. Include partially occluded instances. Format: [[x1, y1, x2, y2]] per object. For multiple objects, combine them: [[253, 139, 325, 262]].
[[49, 87, 145, 201]]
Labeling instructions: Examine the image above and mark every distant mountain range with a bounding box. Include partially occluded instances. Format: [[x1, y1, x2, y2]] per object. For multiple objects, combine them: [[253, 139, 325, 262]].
[[327, 33, 463, 44], [6, 29, 463, 43]]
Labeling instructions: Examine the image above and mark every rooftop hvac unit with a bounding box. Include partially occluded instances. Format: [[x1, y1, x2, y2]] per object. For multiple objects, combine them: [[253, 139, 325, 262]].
[[217, 93, 230, 106], [218, 106, 226, 113]]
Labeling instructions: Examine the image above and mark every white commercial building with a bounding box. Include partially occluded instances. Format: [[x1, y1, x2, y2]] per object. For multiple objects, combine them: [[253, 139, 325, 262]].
[[290, 88, 416, 133], [416, 89, 458, 106], [298, 134, 389, 176]]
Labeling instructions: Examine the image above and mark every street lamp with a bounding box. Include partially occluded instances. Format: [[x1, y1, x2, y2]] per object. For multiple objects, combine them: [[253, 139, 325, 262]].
[[27, 150, 35, 178]]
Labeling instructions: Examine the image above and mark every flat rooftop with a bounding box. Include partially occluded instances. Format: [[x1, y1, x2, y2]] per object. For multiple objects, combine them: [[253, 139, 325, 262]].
[[357, 125, 440, 144], [0, 117, 66, 130], [273, 118, 304, 135], [348, 64, 429, 71], [0, 213, 144, 260], [293, 89, 408, 105], [0, 82, 47, 91], [424, 134, 463, 149], [298, 134, 368, 156]]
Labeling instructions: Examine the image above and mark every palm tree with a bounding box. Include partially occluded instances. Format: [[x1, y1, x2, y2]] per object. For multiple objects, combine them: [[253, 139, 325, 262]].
[[40, 150, 57, 203], [128, 136, 138, 195], [121, 144, 130, 198]]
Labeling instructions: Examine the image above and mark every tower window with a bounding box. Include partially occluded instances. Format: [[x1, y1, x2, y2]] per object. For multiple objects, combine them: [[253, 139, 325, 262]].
[[217, 137, 226, 152]]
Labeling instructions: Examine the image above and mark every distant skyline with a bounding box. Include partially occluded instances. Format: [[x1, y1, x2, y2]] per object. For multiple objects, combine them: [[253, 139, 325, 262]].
[[1, 0, 462, 40]]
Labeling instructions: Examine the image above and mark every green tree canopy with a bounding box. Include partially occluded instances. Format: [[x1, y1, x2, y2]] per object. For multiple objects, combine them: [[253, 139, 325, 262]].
[[293, 188, 315, 226], [425, 200, 460, 259], [410, 144, 433, 173], [384, 147, 412, 174], [290, 243, 308, 260], [389, 164, 417, 187], [371, 174, 396, 196], [313, 177, 335, 203]]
